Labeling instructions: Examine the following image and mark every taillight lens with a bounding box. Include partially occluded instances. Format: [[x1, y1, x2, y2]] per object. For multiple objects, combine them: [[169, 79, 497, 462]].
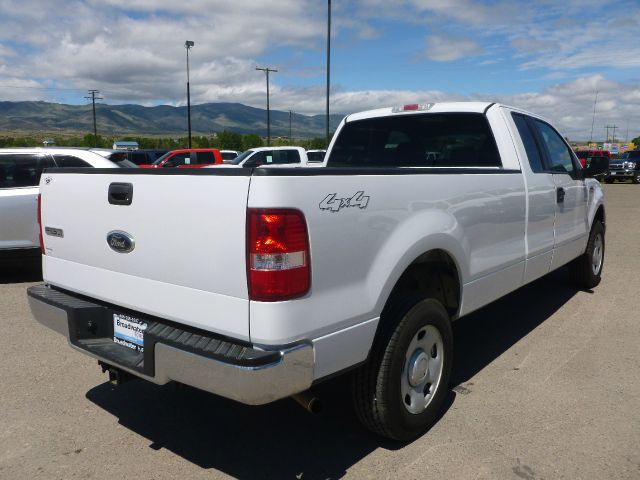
[[247, 209, 310, 301], [37, 193, 45, 255]]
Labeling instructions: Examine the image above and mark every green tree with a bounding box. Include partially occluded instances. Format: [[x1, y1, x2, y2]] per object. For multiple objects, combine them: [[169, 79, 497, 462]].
[[632, 136, 640, 149], [241, 134, 263, 151], [216, 130, 243, 150]]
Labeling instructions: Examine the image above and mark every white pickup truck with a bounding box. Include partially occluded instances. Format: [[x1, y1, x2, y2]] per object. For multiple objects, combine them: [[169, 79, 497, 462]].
[[28, 102, 606, 440], [228, 146, 313, 168]]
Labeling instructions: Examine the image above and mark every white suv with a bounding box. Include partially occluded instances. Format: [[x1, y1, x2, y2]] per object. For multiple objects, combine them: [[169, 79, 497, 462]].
[[0, 148, 120, 264]]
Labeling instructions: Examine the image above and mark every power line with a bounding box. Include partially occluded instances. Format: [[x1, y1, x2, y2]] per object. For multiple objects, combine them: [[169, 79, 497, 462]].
[[84, 90, 103, 147]]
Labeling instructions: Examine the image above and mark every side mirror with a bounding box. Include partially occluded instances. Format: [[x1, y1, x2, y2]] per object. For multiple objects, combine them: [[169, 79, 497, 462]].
[[582, 156, 608, 178]]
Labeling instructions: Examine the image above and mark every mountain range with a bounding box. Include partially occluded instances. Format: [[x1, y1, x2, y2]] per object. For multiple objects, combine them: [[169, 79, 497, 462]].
[[0, 101, 345, 138]]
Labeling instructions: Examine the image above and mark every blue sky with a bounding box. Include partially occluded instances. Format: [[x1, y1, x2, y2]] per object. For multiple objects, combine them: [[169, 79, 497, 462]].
[[0, 0, 639, 140]]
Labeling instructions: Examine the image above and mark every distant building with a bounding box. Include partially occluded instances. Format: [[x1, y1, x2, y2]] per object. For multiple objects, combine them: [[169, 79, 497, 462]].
[[42, 138, 55, 146], [113, 140, 139, 150]]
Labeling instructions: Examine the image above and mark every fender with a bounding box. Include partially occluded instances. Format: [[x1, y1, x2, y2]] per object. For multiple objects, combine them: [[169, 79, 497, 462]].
[[366, 208, 466, 320], [585, 178, 605, 231]]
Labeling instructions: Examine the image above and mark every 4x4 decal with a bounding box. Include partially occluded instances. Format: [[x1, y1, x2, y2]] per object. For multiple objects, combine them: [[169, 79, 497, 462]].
[[319, 191, 370, 212]]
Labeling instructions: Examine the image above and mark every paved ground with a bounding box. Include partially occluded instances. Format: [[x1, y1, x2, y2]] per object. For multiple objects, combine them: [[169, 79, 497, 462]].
[[1, 184, 639, 480]]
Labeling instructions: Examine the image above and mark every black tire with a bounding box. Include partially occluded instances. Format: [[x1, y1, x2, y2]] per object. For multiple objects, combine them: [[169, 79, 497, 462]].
[[569, 220, 605, 289], [604, 178, 614, 184], [632, 173, 640, 184], [352, 295, 453, 441]]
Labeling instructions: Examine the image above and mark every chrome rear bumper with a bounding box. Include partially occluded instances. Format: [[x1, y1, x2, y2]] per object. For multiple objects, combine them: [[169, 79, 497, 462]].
[[28, 285, 314, 405]]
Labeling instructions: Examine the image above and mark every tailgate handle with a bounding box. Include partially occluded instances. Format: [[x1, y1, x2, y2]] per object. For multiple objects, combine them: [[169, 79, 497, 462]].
[[108, 183, 133, 206]]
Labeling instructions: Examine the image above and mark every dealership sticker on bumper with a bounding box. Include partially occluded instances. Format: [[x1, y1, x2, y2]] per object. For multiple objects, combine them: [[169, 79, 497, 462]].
[[113, 313, 147, 353]]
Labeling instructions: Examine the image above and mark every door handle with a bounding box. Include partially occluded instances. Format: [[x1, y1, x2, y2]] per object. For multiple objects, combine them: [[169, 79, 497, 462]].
[[556, 187, 565, 204], [108, 182, 133, 205]]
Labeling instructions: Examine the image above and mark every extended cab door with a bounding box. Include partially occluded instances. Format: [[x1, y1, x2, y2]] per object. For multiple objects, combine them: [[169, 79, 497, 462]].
[[531, 119, 588, 269], [508, 112, 556, 284]]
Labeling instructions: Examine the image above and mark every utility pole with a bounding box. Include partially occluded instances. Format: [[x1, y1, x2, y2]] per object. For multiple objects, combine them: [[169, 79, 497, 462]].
[[289, 110, 292, 143], [326, 0, 332, 147], [185, 40, 195, 149], [605, 124, 618, 143], [626, 120, 629, 142], [256, 66, 278, 146], [589, 90, 598, 144], [85, 90, 102, 147]]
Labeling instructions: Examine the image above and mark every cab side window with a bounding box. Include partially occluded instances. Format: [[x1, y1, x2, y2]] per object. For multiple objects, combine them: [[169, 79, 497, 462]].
[[533, 120, 576, 176], [195, 151, 215, 164], [164, 153, 190, 167], [511, 113, 544, 173]]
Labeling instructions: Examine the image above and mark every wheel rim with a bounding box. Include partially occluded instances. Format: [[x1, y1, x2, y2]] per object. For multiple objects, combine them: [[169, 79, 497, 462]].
[[401, 325, 444, 415], [592, 233, 603, 276]]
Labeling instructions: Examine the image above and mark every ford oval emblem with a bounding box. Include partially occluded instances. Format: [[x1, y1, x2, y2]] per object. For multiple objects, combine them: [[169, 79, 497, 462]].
[[106, 231, 135, 253]]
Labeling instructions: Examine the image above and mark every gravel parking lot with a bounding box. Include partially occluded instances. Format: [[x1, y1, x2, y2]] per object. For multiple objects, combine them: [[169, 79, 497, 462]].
[[1, 184, 639, 480]]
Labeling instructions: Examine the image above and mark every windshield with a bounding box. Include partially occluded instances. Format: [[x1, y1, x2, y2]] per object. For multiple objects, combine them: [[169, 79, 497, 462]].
[[115, 159, 138, 168], [153, 151, 174, 165], [575, 152, 591, 158], [619, 151, 639, 160], [232, 150, 254, 165], [221, 151, 238, 161], [307, 151, 326, 162]]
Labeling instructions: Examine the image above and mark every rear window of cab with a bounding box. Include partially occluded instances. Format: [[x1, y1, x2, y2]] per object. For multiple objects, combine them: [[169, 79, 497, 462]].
[[0, 154, 54, 188], [327, 113, 502, 168]]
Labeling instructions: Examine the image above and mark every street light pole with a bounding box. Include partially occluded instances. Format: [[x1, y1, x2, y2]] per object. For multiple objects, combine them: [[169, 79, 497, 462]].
[[256, 66, 278, 146], [185, 40, 194, 148], [289, 110, 292, 143], [326, 0, 331, 146]]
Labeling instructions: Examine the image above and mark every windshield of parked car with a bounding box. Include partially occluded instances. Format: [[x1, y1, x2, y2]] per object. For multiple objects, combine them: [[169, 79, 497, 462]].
[[115, 159, 138, 168], [153, 151, 173, 165], [618, 151, 639, 160], [307, 151, 326, 162], [221, 151, 238, 161], [232, 150, 254, 165], [575, 151, 592, 158]]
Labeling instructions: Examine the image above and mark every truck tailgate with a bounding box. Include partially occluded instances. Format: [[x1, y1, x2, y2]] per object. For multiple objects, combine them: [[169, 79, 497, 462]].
[[39, 170, 251, 340]]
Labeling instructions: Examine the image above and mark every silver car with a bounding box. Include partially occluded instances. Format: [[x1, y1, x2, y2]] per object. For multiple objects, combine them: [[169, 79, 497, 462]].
[[0, 148, 120, 265]]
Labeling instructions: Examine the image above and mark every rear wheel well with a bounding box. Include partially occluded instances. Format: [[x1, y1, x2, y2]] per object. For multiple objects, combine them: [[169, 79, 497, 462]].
[[384, 250, 461, 320], [594, 205, 605, 230]]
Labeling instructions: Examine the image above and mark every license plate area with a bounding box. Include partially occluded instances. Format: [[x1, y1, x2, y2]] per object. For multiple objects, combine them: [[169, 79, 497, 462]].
[[113, 313, 148, 353]]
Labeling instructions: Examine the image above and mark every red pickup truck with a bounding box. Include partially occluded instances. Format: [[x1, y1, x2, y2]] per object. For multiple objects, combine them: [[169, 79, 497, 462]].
[[574, 149, 611, 168], [139, 149, 223, 168]]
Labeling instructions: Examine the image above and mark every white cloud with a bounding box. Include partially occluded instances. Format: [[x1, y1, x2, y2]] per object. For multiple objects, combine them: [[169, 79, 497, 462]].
[[424, 35, 482, 62], [0, 1, 639, 143]]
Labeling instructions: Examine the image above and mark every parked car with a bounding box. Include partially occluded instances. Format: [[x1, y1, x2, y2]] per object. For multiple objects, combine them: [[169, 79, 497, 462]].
[[604, 150, 640, 183], [0, 148, 120, 265], [29, 102, 606, 440], [125, 149, 168, 165], [220, 150, 240, 163], [229, 147, 313, 167], [306, 149, 326, 163], [574, 149, 611, 168], [139, 149, 223, 168]]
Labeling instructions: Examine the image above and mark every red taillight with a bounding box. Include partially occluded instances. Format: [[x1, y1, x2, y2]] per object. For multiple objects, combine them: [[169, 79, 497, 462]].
[[37, 193, 45, 255], [247, 208, 310, 301]]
